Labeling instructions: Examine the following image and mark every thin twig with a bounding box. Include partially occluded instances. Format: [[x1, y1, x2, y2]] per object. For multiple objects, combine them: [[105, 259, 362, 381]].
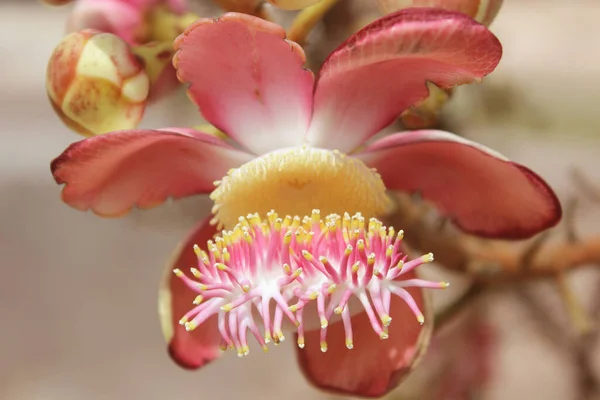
[[386, 194, 600, 284]]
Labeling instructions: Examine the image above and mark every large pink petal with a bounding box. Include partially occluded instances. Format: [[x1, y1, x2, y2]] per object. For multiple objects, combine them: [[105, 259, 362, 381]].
[[51, 129, 253, 217], [158, 217, 222, 369], [307, 8, 502, 152], [174, 13, 315, 155], [377, 0, 503, 26], [356, 130, 562, 239], [296, 272, 431, 398]]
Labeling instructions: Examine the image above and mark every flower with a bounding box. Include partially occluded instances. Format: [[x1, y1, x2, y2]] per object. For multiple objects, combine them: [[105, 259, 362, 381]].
[[168, 210, 447, 397], [51, 8, 562, 395]]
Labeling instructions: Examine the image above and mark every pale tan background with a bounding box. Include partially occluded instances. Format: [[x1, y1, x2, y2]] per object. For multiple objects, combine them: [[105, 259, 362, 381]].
[[2, 1, 600, 399]]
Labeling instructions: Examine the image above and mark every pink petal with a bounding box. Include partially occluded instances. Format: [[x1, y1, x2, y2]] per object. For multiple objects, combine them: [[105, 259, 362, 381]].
[[377, 0, 503, 26], [67, 0, 142, 45], [296, 272, 430, 398], [174, 13, 315, 155], [307, 8, 502, 152], [159, 217, 222, 369], [51, 129, 253, 217], [356, 130, 562, 238]]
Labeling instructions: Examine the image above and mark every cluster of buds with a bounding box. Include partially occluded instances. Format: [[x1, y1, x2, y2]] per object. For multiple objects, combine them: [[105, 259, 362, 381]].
[[174, 210, 448, 357], [44, 0, 195, 136]]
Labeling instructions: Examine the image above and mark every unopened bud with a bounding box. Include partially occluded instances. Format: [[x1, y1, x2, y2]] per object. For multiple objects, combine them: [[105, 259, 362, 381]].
[[46, 30, 149, 136]]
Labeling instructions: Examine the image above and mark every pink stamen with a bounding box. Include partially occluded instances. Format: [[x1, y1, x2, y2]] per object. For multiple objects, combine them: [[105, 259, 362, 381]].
[[173, 210, 447, 356]]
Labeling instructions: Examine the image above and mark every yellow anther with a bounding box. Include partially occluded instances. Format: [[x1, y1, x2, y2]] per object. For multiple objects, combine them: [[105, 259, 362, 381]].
[[292, 268, 303, 278], [197, 284, 208, 290], [344, 245, 353, 256], [397, 230, 404, 240], [221, 303, 233, 312], [379, 331, 389, 340], [346, 339, 354, 350], [283, 230, 293, 245], [193, 244, 202, 256], [185, 321, 198, 331], [320, 318, 328, 328], [222, 249, 231, 263], [238, 216, 249, 228], [190, 268, 202, 279], [267, 210, 277, 224], [367, 253, 376, 266], [242, 345, 250, 356], [309, 291, 319, 300], [334, 306, 344, 315], [422, 252, 434, 263], [396, 260, 405, 270], [327, 284, 337, 294], [297, 337, 305, 349], [242, 284, 251, 292], [289, 304, 298, 312], [215, 263, 227, 271], [302, 250, 314, 261], [417, 314, 425, 325], [178, 316, 188, 325], [440, 282, 450, 288], [193, 295, 203, 305], [283, 263, 291, 274], [283, 215, 292, 229], [386, 245, 393, 258], [381, 315, 392, 327], [291, 216, 302, 229], [262, 344, 269, 353], [388, 227, 395, 240], [264, 333, 272, 344], [243, 230, 253, 244], [320, 341, 328, 353], [311, 209, 320, 224], [172, 268, 183, 277], [351, 261, 360, 273]]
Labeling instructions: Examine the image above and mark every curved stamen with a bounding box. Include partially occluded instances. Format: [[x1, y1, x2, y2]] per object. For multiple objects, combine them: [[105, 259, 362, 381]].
[[174, 210, 448, 356]]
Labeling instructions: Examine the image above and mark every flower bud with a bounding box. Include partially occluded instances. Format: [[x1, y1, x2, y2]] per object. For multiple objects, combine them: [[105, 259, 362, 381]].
[[46, 30, 149, 136]]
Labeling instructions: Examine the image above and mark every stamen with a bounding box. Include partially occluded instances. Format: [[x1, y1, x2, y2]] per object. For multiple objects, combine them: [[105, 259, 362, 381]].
[[174, 210, 447, 356]]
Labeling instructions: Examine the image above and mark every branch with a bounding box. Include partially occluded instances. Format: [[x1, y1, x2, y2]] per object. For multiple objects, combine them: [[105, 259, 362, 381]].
[[386, 194, 600, 284], [287, 0, 339, 47]]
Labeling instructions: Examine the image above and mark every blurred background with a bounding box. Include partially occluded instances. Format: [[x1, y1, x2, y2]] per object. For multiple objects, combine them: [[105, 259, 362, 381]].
[[2, 0, 600, 399]]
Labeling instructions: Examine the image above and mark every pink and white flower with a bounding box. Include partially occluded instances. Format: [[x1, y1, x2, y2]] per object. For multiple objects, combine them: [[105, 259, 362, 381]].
[[50, 8, 561, 396]]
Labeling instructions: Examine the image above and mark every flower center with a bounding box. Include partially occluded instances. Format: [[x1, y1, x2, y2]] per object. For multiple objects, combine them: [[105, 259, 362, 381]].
[[174, 210, 448, 357], [210, 147, 392, 230]]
